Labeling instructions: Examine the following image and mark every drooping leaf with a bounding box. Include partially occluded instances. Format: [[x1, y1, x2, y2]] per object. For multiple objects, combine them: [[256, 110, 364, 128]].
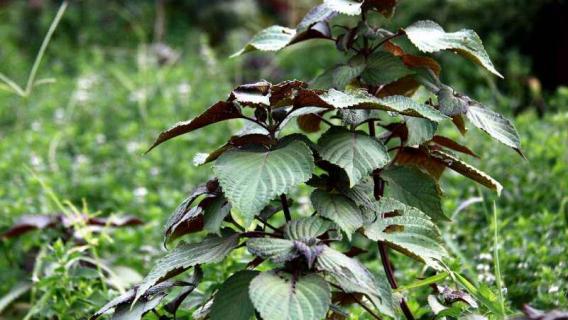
[[249, 271, 331, 320], [363, 197, 447, 268], [466, 105, 522, 153], [404, 20, 502, 77], [246, 238, 298, 264], [146, 101, 242, 152], [395, 147, 446, 179], [430, 150, 503, 194], [297, 4, 338, 32], [318, 89, 447, 121], [323, 0, 362, 16], [310, 189, 364, 239], [437, 85, 469, 116], [318, 127, 389, 187], [284, 216, 333, 241], [194, 134, 277, 166], [340, 178, 376, 211], [112, 292, 166, 320], [316, 246, 395, 317], [361, 52, 413, 86], [134, 234, 240, 303], [214, 140, 314, 225], [381, 165, 448, 221], [164, 267, 203, 317], [231, 26, 296, 57], [203, 197, 232, 235], [210, 271, 259, 320], [406, 117, 437, 146], [432, 135, 478, 158]]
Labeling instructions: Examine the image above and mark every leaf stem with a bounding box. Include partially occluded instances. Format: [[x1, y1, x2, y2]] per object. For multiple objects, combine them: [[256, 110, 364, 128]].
[[280, 194, 292, 222], [369, 121, 416, 320]]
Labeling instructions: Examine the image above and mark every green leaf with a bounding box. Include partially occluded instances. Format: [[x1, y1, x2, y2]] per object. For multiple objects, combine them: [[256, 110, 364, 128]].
[[249, 271, 331, 320], [362, 52, 414, 86], [437, 85, 468, 116], [112, 293, 166, 320], [214, 140, 314, 225], [297, 4, 337, 31], [203, 197, 232, 235], [395, 272, 449, 292], [316, 246, 395, 317], [246, 238, 297, 264], [406, 117, 437, 146], [284, 216, 332, 240], [231, 26, 296, 57], [318, 127, 389, 187], [466, 105, 522, 153], [310, 189, 364, 239], [134, 234, 239, 303], [210, 271, 259, 320], [323, 0, 362, 16], [363, 197, 448, 268], [404, 20, 502, 78], [318, 89, 447, 121], [381, 166, 448, 221]]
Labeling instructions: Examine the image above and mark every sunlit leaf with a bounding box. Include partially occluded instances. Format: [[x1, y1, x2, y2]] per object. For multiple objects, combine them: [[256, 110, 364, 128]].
[[323, 0, 362, 16], [231, 26, 296, 57], [466, 105, 522, 154], [405, 20, 502, 77]]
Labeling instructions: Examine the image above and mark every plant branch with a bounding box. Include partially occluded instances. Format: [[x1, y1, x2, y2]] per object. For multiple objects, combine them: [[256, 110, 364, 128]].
[[280, 194, 292, 222], [369, 121, 415, 320]]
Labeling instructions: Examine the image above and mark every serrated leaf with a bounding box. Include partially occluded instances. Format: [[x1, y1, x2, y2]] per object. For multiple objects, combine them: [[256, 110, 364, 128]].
[[362, 52, 414, 86], [324, 0, 362, 16], [432, 135, 478, 158], [210, 271, 259, 320], [203, 197, 232, 235], [406, 117, 437, 146], [430, 150, 503, 194], [147, 101, 241, 153], [318, 127, 389, 187], [318, 89, 447, 121], [250, 271, 331, 320], [363, 197, 447, 268], [135, 234, 239, 303], [284, 216, 332, 241], [437, 85, 468, 116], [316, 246, 395, 317], [405, 20, 502, 77], [395, 147, 446, 179], [340, 178, 376, 211], [297, 4, 338, 31], [230, 81, 272, 105], [333, 55, 365, 89], [231, 26, 296, 57], [246, 238, 298, 263], [310, 189, 364, 239], [381, 166, 448, 221], [112, 292, 166, 320], [466, 105, 522, 153], [214, 140, 314, 225]]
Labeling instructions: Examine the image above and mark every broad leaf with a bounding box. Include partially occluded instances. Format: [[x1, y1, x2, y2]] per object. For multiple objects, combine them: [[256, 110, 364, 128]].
[[466, 105, 522, 153], [147, 101, 242, 152], [363, 0, 398, 17], [249, 271, 331, 320], [316, 246, 395, 317], [134, 234, 239, 303], [430, 150, 503, 194], [363, 197, 447, 268], [405, 20, 502, 78], [361, 52, 413, 86], [333, 61, 365, 89], [406, 117, 437, 146], [231, 26, 296, 57], [210, 271, 259, 320], [203, 197, 232, 235], [214, 140, 314, 225], [318, 127, 389, 187], [437, 85, 468, 116], [310, 189, 364, 239], [324, 0, 362, 15], [297, 4, 338, 32], [381, 166, 448, 221], [432, 135, 478, 158], [112, 292, 166, 320], [246, 238, 298, 264], [230, 81, 271, 106], [284, 216, 332, 240], [318, 89, 447, 121]]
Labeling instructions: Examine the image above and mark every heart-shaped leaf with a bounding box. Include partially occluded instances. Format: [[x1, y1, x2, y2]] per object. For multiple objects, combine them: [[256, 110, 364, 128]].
[[318, 127, 389, 187], [249, 271, 331, 320], [361, 52, 414, 86], [214, 140, 314, 225], [210, 271, 259, 320], [311, 189, 365, 239]]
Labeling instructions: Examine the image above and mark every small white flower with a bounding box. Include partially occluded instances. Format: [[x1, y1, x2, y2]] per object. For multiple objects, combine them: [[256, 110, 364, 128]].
[[74, 154, 89, 166], [126, 141, 140, 154], [30, 154, 43, 167], [31, 121, 42, 131], [150, 167, 160, 176], [96, 134, 106, 144], [54, 108, 65, 122], [548, 285, 560, 294], [134, 187, 148, 199], [177, 82, 191, 97]]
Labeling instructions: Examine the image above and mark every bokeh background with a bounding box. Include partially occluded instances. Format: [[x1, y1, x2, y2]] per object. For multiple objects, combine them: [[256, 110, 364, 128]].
[[0, 0, 567, 318]]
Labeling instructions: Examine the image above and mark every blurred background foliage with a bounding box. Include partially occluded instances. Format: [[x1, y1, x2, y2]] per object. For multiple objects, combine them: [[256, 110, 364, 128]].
[[0, 0, 566, 318]]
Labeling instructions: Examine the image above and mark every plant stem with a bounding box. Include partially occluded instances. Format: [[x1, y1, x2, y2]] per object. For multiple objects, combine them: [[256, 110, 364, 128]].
[[369, 121, 416, 320], [280, 194, 292, 222]]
